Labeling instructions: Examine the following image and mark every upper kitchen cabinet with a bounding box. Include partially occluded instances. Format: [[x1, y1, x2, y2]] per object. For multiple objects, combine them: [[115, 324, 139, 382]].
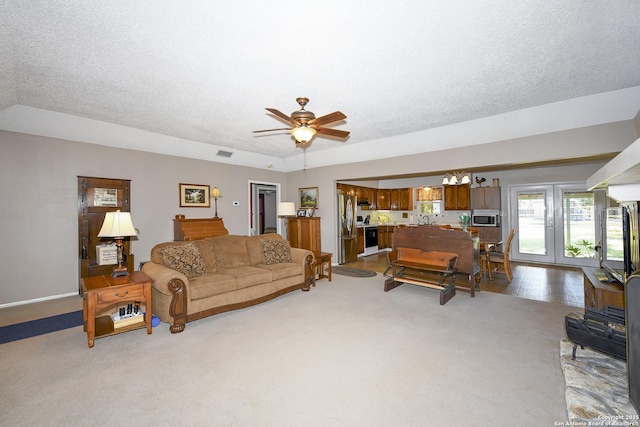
[[337, 183, 356, 196], [444, 184, 470, 210], [392, 188, 413, 210], [366, 188, 377, 210], [470, 186, 501, 210], [377, 189, 391, 210]]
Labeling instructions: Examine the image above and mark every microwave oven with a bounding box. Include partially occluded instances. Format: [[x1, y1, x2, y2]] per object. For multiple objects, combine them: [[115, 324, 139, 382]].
[[471, 213, 500, 227]]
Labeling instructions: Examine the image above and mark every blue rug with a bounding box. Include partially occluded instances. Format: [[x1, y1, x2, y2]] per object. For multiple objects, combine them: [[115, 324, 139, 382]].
[[0, 310, 83, 345]]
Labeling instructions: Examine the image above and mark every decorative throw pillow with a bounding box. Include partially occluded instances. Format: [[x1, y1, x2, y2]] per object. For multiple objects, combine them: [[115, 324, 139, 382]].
[[157, 242, 208, 279], [261, 239, 292, 265]]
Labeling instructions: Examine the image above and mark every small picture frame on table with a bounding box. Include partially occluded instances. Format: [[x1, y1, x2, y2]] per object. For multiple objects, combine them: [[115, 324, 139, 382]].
[[179, 183, 210, 207], [297, 209, 307, 217]]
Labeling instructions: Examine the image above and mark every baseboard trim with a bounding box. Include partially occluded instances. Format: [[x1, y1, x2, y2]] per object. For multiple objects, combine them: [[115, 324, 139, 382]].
[[0, 292, 79, 309]]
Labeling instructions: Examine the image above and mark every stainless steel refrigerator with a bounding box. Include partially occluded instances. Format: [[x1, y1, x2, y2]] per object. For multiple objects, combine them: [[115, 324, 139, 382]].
[[337, 190, 358, 264]]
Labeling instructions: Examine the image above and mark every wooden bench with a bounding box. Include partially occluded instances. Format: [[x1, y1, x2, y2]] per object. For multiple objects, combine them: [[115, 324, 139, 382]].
[[384, 248, 458, 305], [390, 225, 480, 297]]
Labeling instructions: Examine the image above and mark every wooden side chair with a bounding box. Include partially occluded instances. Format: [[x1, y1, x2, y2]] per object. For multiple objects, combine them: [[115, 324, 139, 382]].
[[485, 228, 516, 282]]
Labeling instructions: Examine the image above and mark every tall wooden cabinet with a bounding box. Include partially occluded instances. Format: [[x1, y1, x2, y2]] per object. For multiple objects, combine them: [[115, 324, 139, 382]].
[[287, 217, 321, 252], [78, 176, 135, 290]]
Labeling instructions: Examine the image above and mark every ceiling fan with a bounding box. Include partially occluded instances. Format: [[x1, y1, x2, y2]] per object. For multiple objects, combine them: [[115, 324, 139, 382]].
[[253, 97, 349, 145]]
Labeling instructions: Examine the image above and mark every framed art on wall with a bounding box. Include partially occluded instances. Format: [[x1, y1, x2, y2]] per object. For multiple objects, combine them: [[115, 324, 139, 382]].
[[299, 187, 319, 209], [179, 183, 210, 207]]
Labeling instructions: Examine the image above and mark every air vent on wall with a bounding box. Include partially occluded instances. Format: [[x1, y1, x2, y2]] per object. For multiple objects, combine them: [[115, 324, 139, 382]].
[[217, 150, 233, 158]]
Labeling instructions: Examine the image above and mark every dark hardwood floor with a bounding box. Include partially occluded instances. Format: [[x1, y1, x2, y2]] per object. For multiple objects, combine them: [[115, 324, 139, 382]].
[[343, 252, 584, 308]]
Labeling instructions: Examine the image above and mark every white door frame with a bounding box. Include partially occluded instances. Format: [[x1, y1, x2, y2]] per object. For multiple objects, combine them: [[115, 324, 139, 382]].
[[510, 184, 555, 264], [509, 182, 603, 267], [248, 180, 281, 236]]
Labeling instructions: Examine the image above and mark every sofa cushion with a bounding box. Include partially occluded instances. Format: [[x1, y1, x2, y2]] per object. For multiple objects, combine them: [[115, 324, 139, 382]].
[[219, 266, 272, 290], [247, 234, 284, 265], [212, 235, 250, 270], [189, 273, 237, 300], [193, 238, 217, 273], [256, 262, 301, 281], [261, 239, 292, 264], [155, 242, 208, 279]]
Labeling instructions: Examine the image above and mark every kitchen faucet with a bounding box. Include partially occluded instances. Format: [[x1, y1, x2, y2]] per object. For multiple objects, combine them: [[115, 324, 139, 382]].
[[419, 215, 431, 225]]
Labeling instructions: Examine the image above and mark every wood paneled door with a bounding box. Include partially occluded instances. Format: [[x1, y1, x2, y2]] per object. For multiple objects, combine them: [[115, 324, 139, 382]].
[[78, 176, 135, 291]]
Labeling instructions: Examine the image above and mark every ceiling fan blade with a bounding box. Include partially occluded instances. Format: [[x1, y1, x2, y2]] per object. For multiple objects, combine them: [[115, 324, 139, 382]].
[[315, 127, 350, 138], [308, 111, 346, 127], [265, 108, 299, 126], [252, 128, 293, 133]]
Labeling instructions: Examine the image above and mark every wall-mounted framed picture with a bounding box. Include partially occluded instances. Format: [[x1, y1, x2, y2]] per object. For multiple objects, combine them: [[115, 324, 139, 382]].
[[297, 209, 307, 217], [299, 187, 319, 209], [179, 183, 210, 207]]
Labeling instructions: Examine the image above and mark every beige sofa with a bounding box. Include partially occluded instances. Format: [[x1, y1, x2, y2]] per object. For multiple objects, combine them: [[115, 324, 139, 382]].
[[142, 234, 314, 333]]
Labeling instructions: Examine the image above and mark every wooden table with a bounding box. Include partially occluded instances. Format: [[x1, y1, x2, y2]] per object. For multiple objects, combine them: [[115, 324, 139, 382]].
[[80, 271, 153, 348], [312, 251, 332, 286]]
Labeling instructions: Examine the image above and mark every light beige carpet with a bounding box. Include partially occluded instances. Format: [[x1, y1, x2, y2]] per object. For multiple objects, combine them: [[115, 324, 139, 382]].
[[1, 274, 576, 426]]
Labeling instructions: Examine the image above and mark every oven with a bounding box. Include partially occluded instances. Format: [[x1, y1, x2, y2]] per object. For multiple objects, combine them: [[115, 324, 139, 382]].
[[364, 226, 379, 255]]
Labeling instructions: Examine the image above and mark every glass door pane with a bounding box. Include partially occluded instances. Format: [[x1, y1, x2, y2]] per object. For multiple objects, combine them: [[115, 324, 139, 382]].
[[510, 185, 555, 263], [555, 186, 600, 267], [562, 191, 596, 258], [518, 192, 547, 255]]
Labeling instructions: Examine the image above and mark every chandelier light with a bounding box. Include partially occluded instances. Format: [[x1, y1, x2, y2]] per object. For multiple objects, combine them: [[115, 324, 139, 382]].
[[442, 172, 471, 185]]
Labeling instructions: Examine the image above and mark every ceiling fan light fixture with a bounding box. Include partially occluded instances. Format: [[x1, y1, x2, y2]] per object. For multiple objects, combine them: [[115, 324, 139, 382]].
[[291, 126, 316, 143]]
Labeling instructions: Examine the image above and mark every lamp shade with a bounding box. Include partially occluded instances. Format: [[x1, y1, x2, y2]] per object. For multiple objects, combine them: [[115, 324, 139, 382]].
[[211, 186, 222, 198], [98, 211, 138, 238], [291, 126, 316, 143], [277, 202, 296, 217]]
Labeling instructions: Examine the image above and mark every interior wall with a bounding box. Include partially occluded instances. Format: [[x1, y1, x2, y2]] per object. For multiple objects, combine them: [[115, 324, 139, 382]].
[[285, 120, 638, 261], [0, 130, 286, 305], [1, 118, 637, 305]]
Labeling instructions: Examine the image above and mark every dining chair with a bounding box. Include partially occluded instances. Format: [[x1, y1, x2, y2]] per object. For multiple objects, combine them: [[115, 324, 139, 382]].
[[485, 228, 516, 282]]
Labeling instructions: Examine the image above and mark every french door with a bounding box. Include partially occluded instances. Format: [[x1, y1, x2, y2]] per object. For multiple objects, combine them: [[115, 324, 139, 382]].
[[509, 183, 602, 267]]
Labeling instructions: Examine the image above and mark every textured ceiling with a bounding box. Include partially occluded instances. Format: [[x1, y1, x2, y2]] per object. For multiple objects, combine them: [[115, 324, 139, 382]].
[[1, 1, 640, 169]]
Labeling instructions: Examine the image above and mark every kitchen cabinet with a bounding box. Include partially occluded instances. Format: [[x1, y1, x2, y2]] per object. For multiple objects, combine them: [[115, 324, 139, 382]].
[[337, 183, 356, 197], [444, 184, 470, 210], [390, 188, 413, 211], [357, 227, 364, 254], [470, 186, 501, 210], [367, 188, 377, 210], [377, 189, 391, 210], [287, 217, 321, 252], [378, 225, 394, 249], [337, 185, 410, 211]]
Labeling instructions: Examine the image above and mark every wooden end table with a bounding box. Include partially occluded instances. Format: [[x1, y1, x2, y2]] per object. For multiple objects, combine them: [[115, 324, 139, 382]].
[[80, 271, 153, 348], [312, 251, 332, 286]]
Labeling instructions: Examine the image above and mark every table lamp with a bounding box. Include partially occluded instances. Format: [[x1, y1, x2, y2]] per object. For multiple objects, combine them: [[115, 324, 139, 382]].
[[98, 210, 138, 277], [211, 186, 222, 218]]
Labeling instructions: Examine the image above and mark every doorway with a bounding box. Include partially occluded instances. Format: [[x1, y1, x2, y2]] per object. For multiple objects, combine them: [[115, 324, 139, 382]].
[[509, 183, 603, 267], [248, 181, 280, 236]]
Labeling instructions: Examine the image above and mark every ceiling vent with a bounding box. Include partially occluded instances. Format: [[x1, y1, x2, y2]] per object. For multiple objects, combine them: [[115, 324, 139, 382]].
[[216, 150, 233, 158]]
